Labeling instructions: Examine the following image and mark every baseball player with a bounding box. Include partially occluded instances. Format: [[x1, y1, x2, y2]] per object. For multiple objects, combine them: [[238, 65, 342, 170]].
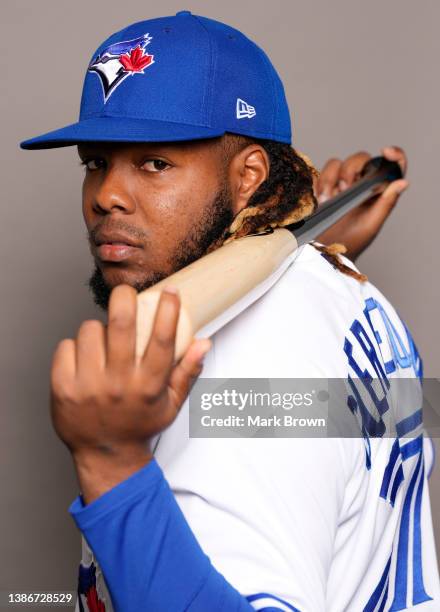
[[21, 11, 439, 612]]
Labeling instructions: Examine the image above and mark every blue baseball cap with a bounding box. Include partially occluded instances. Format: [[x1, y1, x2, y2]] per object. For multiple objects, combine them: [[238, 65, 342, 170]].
[[20, 11, 291, 150]]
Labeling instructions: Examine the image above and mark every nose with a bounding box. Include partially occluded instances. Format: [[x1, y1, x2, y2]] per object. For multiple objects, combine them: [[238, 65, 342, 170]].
[[92, 168, 136, 215]]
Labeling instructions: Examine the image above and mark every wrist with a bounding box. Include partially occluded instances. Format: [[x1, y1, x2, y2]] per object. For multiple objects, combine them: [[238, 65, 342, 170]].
[[73, 445, 153, 504]]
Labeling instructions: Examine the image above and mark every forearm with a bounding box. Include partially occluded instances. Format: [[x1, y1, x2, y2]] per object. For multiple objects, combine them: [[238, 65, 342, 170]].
[[69, 459, 260, 611]]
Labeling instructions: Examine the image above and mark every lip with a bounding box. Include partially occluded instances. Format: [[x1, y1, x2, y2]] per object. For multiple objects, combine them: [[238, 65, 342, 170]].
[[93, 231, 143, 263], [96, 243, 141, 262]]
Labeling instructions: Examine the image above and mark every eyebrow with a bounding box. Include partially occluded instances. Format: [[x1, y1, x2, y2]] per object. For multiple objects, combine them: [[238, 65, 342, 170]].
[[77, 143, 185, 156]]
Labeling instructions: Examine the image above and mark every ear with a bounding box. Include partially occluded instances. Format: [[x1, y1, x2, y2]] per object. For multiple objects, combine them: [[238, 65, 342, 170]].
[[228, 145, 270, 216]]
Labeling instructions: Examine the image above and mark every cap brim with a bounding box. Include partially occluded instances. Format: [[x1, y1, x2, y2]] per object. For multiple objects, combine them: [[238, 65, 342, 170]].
[[20, 117, 225, 150]]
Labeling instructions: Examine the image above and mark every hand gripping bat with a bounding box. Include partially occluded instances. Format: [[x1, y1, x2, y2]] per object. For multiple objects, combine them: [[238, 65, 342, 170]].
[[135, 156, 402, 360]]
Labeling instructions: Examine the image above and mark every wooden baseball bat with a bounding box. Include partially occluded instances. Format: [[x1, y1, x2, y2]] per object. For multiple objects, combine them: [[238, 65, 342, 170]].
[[136, 156, 402, 360]]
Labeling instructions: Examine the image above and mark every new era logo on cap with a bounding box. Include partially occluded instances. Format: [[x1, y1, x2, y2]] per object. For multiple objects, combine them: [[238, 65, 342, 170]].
[[236, 98, 256, 119]]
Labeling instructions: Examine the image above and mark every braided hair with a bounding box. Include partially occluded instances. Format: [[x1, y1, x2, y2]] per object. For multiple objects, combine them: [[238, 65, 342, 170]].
[[209, 135, 367, 283]]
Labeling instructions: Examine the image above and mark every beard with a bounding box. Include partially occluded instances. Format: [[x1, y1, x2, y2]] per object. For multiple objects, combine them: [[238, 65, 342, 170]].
[[88, 183, 234, 310]]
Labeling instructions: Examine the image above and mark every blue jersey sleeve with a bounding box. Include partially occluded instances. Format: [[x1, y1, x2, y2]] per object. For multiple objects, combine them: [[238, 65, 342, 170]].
[[69, 459, 296, 612]]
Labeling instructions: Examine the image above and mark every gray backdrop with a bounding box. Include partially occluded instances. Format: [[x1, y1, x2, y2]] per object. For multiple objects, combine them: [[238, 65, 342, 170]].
[[2, 0, 439, 599]]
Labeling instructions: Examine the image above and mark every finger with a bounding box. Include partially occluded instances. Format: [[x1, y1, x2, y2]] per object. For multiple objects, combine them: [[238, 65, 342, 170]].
[[312, 171, 319, 198], [140, 287, 180, 386], [106, 284, 137, 374], [317, 158, 342, 203], [75, 319, 106, 381], [361, 178, 409, 233], [340, 151, 371, 188], [381, 146, 407, 175], [51, 338, 76, 396], [169, 338, 212, 406]]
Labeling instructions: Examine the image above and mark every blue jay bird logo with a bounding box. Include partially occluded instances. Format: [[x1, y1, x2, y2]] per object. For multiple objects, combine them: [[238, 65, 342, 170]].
[[88, 34, 155, 102]]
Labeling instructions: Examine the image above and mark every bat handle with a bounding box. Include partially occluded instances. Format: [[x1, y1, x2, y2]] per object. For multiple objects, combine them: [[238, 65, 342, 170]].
[[293, 155, 403, 247]]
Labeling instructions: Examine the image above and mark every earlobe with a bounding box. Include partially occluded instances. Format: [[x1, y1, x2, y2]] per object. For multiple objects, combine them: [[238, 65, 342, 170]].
[[230, 145, 270, 216]]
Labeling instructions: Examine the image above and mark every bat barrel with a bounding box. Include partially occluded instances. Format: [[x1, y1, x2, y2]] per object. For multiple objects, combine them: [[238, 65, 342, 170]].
[[136, 228, 298, 359]]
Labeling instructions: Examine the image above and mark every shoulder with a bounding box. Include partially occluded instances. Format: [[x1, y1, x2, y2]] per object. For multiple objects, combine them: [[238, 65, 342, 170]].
[[209, 243, 394, 378]]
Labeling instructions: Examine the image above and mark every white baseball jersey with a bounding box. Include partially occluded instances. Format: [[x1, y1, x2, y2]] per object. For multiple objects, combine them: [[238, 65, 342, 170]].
[[75, 243, 439, 612]]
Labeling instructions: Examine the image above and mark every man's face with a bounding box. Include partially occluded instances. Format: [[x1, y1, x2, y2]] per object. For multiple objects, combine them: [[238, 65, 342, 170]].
[[79, 139, 234, 309]]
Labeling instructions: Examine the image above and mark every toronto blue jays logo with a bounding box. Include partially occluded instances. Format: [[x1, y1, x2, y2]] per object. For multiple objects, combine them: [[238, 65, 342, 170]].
[[88, 33, 155, 102]]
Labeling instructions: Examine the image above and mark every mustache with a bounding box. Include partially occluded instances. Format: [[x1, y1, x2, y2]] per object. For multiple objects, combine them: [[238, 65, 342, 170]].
[[88, 219, 149, 245]]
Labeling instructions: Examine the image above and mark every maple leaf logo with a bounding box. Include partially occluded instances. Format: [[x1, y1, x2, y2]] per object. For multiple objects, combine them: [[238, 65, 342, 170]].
[[85, 584, 106, 612], [119, 45, 154, 73]]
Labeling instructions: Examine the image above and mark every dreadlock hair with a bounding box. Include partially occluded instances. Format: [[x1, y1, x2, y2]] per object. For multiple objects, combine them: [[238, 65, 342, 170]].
[[208, 134, 367, 283]]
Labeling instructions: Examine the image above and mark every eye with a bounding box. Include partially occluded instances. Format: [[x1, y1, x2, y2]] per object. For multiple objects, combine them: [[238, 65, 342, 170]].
[[80, 157, 105, 171], [141, 159, 171, 173]]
